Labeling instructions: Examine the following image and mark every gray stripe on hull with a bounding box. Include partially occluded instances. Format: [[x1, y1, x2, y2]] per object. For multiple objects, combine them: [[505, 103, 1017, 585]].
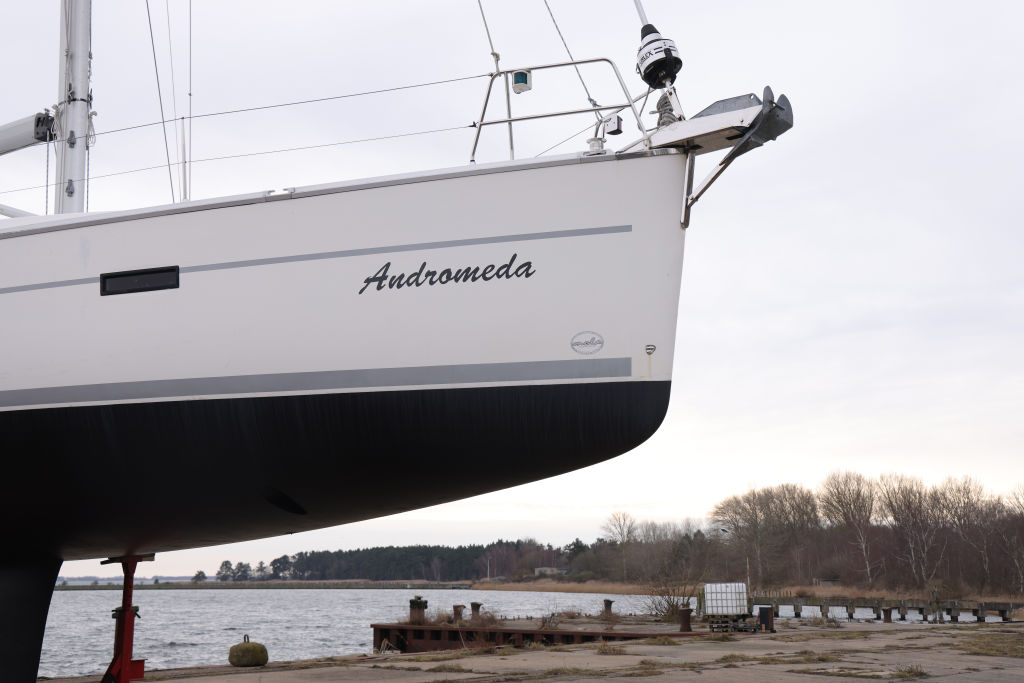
[[1, 224, 631, 295], [0, 357, 632, 409]]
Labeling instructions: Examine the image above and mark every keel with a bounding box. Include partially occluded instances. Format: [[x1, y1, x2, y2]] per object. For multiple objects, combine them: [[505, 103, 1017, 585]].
[[0, 555, 62, 682]]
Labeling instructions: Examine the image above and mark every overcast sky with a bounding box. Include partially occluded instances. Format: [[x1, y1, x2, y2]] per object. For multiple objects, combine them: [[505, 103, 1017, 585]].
[[1, 1, 1022, 578]]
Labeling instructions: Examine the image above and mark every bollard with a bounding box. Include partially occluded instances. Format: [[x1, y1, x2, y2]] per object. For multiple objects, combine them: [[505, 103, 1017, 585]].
[[453, 604, 465, 622], [228, 634, 268, 667], [471, 602, 483, 621], [758, 606, 775, 633], [603, 599, 614, 618], [882, 607, 893, 623], [679, 607, 693, 632], [409, 596, 428, 625]]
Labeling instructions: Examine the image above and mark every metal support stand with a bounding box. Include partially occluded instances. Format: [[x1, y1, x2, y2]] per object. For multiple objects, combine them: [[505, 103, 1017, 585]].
[[100, 554, 153, 683]]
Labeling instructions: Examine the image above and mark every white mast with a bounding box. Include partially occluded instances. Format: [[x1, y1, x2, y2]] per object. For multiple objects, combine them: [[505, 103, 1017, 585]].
[[54, 0, 92, 214]]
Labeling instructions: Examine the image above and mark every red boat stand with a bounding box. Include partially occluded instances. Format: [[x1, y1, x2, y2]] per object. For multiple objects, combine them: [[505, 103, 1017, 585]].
[[100, 554, 154, 683]]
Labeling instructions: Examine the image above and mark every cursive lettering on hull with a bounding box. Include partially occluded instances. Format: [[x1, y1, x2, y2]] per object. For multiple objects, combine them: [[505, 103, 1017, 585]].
[[359, 253, 535, 294]]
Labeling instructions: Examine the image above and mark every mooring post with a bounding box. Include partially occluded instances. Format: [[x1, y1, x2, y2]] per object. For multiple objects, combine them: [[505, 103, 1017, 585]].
[[470, 602, 483, 621], [882, 607, 893, 623], [409, 596, 427, 625], [453, 604, 465, 622], [603, 599, 614, 618]]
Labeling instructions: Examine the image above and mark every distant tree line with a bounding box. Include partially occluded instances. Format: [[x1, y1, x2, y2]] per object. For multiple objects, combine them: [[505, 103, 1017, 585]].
[[198, 472, 1024, 597]]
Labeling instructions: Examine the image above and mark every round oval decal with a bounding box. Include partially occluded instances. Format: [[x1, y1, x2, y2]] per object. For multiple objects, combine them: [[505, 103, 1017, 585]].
[[571, 331, 604, 355]]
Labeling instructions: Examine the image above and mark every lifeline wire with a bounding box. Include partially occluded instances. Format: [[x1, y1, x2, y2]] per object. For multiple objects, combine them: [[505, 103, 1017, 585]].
[[91, 74, 489, 141], [145, 0, 176, 202], [0, 124, 471, 197], [14, 74, 489, 150]]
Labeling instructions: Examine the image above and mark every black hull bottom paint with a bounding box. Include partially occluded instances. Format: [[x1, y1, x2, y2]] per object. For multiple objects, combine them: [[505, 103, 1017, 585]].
[[2, 380, 669, 679]]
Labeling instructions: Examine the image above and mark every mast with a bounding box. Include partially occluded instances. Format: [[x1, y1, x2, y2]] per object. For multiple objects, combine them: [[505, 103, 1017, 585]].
[[55, 0, 92, 214]]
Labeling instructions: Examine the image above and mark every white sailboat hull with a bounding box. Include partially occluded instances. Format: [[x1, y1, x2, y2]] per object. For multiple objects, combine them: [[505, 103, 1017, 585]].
[[0, 149, 688, 562]]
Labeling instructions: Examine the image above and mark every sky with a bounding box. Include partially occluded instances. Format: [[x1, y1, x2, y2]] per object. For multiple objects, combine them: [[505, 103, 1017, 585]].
[[1, 1, 1022, 578]]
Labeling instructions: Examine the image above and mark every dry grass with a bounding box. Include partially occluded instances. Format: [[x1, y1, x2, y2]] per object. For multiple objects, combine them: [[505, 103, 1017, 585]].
[[770, 631, 872, 642], [427, 662, 470, 673], [544, 666, 605, 676], [809, 615, 844, 628], [953, 631, 1024, 658], [892, 663, 930, 678], [471, 579, 646, 595], [596, 641, 627, 655], [699, 632, 736, 642], [638, 636, 680, 645]]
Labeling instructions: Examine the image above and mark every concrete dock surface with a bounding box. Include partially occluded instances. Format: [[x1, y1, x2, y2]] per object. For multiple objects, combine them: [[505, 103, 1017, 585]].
[[45, 619, 1023, 682]]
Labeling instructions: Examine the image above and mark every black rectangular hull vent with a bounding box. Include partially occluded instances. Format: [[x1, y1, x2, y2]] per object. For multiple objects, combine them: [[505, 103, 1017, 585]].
[[100, 266, 179, 296]]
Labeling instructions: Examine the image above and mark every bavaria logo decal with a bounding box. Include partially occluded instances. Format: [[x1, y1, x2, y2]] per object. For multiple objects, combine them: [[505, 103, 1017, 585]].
[[571, 331, 604, 355]]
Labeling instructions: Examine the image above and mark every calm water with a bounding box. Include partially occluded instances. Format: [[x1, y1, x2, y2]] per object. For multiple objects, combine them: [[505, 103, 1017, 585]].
[[40, 588, 647, 678]]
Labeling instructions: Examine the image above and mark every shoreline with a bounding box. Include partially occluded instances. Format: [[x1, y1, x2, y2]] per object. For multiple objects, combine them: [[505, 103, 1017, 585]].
[[54, 579, 647, 594], [45, 619, 1023, 682]]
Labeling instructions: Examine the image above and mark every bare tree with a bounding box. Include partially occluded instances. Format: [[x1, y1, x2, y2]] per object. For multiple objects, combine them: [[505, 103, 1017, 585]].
[[819, 471, 878, 585], [602, 511, 638, 581], [877, 474, 947, 588], [997, 485, 1024, 594], [763, 483, 820, 584], [644, 523, 712, 619], [711, 490, 766, 585], [938, 477, 1002, 593], [602, 511, 638, 544]]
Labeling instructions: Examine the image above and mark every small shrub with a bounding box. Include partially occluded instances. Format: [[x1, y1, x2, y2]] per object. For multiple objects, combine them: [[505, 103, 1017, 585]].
[[597, 641, 627, 655], [639, 636, 678, 646], [893, 663, 930, 679]]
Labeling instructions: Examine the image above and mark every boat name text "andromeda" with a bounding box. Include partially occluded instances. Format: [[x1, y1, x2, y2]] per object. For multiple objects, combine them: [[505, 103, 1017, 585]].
[[359, 253, 536, 294]]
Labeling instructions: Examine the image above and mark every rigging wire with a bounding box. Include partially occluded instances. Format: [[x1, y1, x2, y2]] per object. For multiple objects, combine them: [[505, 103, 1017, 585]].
[[187, 0, 193, 199], [542, 0, 601, 119], [145, 0, 177, 202], [476, 0, 515, 159], [0, 124, 471, 198], [163, 0, 183, 197]]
